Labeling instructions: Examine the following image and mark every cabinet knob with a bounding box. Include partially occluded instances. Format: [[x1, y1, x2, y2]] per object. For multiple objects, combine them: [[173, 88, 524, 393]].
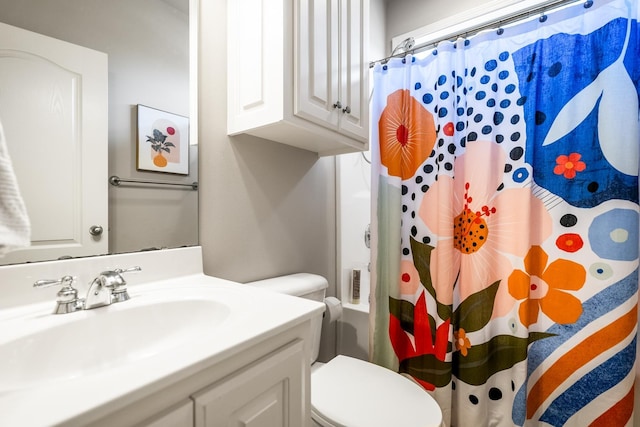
[[342, 106, 351, 114], [333, 101, 342, 109]]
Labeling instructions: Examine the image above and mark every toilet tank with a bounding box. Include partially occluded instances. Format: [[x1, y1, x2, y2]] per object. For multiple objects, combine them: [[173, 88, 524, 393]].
[[245, 273, 328, 363]]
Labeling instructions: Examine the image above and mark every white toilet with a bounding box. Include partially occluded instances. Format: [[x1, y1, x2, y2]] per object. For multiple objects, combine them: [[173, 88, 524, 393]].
[[245, 273, 444, 427]]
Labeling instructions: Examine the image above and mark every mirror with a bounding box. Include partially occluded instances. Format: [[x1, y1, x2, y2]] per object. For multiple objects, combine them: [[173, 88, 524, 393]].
[[0, 0, 198, 265]]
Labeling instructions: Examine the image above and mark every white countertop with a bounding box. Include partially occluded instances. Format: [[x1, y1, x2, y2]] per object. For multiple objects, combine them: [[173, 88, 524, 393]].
[[0, 247, 324, 426]]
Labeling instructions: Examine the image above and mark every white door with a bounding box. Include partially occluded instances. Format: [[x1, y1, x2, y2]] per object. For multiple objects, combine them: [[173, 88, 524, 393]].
[[0, 22, 108, 264]]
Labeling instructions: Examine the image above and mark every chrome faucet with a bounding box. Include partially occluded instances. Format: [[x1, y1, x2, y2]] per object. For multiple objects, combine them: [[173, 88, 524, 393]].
[[34, 266, 142, 313], [84, 266, 142, 309]]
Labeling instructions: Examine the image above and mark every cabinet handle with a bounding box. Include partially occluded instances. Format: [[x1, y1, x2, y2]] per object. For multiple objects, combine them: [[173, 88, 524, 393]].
[[333, 101, 342, 109], [343, 106, 351, 114]]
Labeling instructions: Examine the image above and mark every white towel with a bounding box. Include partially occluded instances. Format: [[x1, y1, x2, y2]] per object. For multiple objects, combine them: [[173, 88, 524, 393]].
[[0, 120, 30, 255]]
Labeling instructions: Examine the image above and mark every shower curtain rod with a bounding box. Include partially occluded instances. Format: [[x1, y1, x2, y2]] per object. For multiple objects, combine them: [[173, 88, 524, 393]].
[[369, 0, 589, 68]]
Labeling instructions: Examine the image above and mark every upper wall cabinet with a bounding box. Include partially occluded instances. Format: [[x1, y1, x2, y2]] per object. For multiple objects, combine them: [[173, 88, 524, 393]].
[[227, 0, 369, 156]]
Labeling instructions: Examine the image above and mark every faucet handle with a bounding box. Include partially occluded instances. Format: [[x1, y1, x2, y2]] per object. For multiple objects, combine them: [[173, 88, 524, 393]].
[[110, 266, 142, 288], [33, 275, 83, 314], [114, 266, 142, 276], [97, 266, 141, 289], [109, 266, 142, 303], [34, 275, 78, 294]]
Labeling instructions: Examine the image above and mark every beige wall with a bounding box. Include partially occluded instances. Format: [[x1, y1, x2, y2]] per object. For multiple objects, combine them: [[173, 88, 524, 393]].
[[197, 2, 337, 290], [385, 0, 488, 48], [370, 0, 388, 58]]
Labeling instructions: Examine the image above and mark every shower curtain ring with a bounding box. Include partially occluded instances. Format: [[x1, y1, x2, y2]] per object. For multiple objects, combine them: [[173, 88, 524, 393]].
[[584, 0, 593, 8], [539, 13, 548, 23]]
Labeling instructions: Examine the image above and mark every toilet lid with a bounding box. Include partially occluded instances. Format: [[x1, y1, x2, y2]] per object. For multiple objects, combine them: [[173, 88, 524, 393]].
[[311, 355, 443, 427]]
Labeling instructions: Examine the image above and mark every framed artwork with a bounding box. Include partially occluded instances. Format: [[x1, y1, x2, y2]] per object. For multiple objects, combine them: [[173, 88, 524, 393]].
[[136, 104, 189, 175]]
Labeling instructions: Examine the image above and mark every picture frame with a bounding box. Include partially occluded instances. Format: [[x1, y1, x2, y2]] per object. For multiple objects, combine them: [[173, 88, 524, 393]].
[[136, 104, 189, 175]]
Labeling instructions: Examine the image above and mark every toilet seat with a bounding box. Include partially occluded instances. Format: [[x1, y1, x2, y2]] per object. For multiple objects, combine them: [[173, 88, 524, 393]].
[[311, 355, 443, 427]]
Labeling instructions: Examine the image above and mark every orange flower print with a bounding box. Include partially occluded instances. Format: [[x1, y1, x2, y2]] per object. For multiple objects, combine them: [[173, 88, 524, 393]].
[[454, 328, 471, 356], [419, 141, 553, 314], [553, 153, 586, 179], [508, 246, 586, 327], [378, 89, 436, 180]]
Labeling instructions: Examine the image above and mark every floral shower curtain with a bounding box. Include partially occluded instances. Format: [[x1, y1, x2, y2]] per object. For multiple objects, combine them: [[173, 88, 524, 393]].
[[369, 0, 640, 425]]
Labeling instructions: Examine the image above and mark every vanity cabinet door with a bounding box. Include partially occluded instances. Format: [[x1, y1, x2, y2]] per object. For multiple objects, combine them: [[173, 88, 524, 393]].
[[192, 339, 308, 427]]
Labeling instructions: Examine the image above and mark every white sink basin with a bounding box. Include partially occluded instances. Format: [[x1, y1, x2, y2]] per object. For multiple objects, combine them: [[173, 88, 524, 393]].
[[0, 296, 230, 394]]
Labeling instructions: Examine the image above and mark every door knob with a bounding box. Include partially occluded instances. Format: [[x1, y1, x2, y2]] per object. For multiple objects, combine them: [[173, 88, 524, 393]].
[[343, 106, 351, 114], [89, 225, 103, 236], [333, 101, 342, 109]]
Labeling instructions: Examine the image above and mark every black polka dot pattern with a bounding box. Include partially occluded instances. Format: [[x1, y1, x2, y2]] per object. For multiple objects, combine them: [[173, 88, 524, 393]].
[[489, 387, 503, 400], [398, 47, 530, 256], [560, 214, 578, 227]]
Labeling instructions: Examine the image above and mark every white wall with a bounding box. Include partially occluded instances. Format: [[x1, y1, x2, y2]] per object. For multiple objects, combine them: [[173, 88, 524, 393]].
[[336, 151, 372, 360]]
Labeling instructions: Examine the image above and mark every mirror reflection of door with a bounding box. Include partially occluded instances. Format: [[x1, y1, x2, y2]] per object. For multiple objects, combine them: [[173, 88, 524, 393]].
[[0, 22, 108, 264]]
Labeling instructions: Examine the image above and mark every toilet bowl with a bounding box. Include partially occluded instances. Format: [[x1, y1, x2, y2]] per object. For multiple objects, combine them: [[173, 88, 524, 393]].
[[245, 273, 443, 427]]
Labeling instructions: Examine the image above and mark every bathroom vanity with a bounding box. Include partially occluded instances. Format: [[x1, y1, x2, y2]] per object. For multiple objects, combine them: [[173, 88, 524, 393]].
[[0, 247, 324, 427]]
